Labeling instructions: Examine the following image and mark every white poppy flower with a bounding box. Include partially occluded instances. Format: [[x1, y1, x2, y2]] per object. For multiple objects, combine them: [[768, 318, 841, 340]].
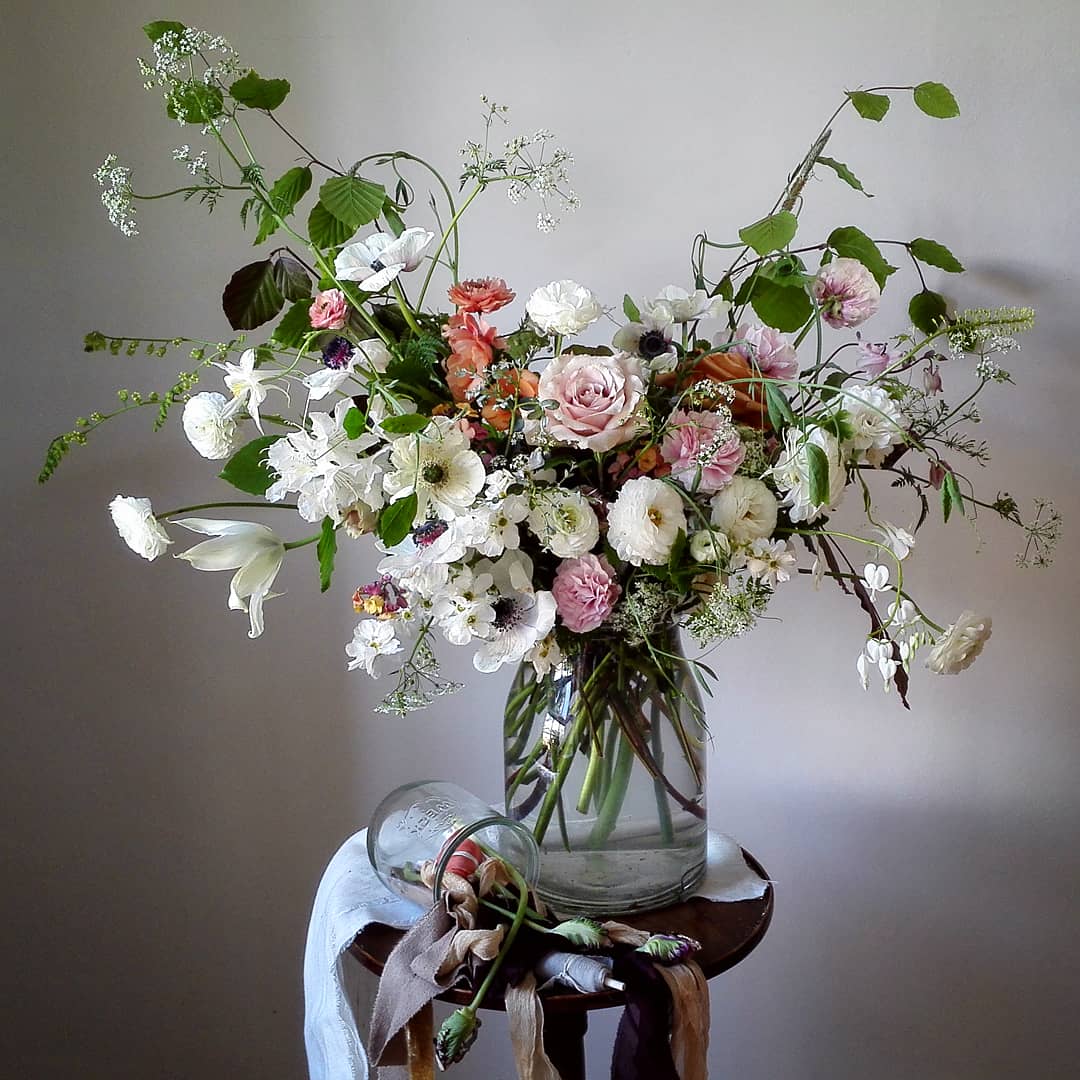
[[383, 415, 485, 519], [927, 611, 992, 675], [218, 348, 287, 433], [709, 477, 778, 546], [645, 285, 729, 324], [182, 392, 239, 459], [334, 228, 434, 292], [108, 495, 172, 561], [471, 553, 557, 672], [606, 476, 687, 566], [174, 519, 285, 638], [346, 620, 403, 676], [527, 490, 599, 558], [612, 311, 678, 373], [525, 280, 603, 335]]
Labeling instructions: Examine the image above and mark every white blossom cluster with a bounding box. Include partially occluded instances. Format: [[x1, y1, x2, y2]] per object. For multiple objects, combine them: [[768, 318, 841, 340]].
[[93, 154, 138, 236]]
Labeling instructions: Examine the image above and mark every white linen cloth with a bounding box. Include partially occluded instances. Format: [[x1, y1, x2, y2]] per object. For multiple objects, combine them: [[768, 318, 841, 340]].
[[303, 829, 769, 1080]]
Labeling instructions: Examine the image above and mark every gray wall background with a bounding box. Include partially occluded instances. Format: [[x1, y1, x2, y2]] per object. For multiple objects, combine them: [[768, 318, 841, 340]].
[[4, 1, 1079, 1077]]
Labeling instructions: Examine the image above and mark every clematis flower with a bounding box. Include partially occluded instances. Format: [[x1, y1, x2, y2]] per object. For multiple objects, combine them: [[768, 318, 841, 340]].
[[334, 228, 434, 292], [745, 538, 798, 587], [218, 348, 287, 433], [447, 277, 515, 314], [173, 519, 285, 638]]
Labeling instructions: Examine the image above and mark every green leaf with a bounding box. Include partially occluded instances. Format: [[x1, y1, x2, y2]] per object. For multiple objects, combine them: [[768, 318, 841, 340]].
[[817, 155, 872, 197], [738, 211, 798, 256], [623, 294, 641, 323], [806, 441, 830, 507], [758, 254, 811, 288], [380, 413, 430, 435], [378, 494, 418, 547], [317, 516, 337, 593], [820, 370, 848, 402], [942, 471, 964, 522], [827, 226, 898, 289], [342, 407, 365, 440], [271, 299, 314, 347], [143, 20, 185, 42], [229, 70, 291, 110], [221, 259, 285, 331], [909, 237, 965, 273], [764, 382, 795, 431], [749, 278, 813, 332], [166, 82, 224, 124], [218, 435, 281, 495], [308, 201, 357, 249], [909, 289, 949, 335], [272, 255, 312, 302], [255, 166, 313, 244], [667, 529, 688, 572], [383, 203, 406, 237], [913, 82, 960, 119], [847, 91, 891, 122], [319, 176, 386, 230]]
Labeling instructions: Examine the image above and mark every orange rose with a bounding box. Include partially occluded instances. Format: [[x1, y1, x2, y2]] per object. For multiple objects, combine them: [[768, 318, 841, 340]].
[[657, 350, 769, 428], [481, 368, 540, 432]]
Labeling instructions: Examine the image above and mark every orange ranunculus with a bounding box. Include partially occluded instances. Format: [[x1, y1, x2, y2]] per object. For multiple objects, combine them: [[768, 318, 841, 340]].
[[447, 277, 516, 314], [657, 350, 769, 428], [481, 368, 540, 431], [443, 312, 505, 402]]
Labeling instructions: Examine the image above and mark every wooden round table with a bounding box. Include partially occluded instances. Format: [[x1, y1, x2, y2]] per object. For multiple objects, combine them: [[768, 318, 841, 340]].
[[351, 849, 773, 1078]]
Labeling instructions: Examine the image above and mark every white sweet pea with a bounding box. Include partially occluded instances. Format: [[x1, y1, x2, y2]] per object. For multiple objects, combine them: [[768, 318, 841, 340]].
[[334, 228, 434, 292], [345, 620, 403, 676], [304, 338, 392, 401], [646, 285, 729, 324], [218, 348, 287, 433], [525, 280, 603, 335], [861, 563, 891, 599], [768, 426, 846, 524], [173, 519, 285, 638], [873, 521, 916, 561], [182, 392, 239, 459], [108, 495, 172, 560]]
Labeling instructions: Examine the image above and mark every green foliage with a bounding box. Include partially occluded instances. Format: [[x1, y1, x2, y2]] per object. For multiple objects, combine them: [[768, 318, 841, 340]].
[[549, 918, 608, 948], [271, 299, 315, 347], [229, 70, 291, 110], [166, 82, 224, 124], [623, 294, 641, 322], [941, 470, 965, 523], [765, 381, 795, 430], [757, 254, 811, 288], [84, 331, 108, 352], [380, 413, 430, 434], [909, 289, 949, 335], [386, 334, 450, 403], [317, 516, 337, 593], [503, 325, 548, 362], [218, 435, 281, 495], [222, 259, 284, 330], [319, 176, 386, 230], [308, 201, 357, 249], [749, 277, 812, 332], [255, 166, 312, 244], [913, 82, 960, 119], [342, 407, 365, 439], [806, 441, 830, 506], [143, 20, 185, 42], [739, 211, 798, 256], [817, 155, 872, 197], [909, 237, 964, 273], [272, 255, 312, 301], [847, 90, 890, 121], [378, 493, 418, 547], [827, 226, 897, 289], [819, 369, 848, 402]]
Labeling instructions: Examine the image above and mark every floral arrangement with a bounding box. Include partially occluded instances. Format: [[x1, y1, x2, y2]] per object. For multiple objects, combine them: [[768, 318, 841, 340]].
[[45, 20, 1060, 723]]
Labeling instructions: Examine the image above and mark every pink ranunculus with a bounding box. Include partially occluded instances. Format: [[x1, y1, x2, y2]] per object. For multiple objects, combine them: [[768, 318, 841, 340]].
[[552, 554, 621, 633], [857, 341, 897, 377], [660, 409, 745, 493], [537, 351, 646, 452], [730, 323, 799, 380], [309, 289, 349, 331], [812, 257, 881, 329]]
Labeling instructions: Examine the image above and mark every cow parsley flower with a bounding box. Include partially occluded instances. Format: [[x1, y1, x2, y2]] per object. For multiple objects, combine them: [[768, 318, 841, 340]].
[[94, 155, 138, 236]]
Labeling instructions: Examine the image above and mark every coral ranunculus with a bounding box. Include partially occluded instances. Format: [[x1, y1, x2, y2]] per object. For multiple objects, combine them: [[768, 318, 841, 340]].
[[443, 312, 505, 402], [482, 368, 540, 431], [447, 277, 516, 314], [658, 351, 770, 428]]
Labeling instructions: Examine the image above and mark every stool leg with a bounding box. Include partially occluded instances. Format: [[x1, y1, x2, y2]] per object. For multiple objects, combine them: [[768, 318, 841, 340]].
[[542, 1009, 588, 1080], [403, 1001, 435, 1080]]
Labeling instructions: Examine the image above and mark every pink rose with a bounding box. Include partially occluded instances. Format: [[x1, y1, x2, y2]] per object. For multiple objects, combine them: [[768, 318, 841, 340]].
[[660, 409, 745, 493], [538, 351, 646, 452], [309, 289, 349, 331], [552, 554, 621, 633], [729, 323, 799, 380], [812, 257, 881, 329]]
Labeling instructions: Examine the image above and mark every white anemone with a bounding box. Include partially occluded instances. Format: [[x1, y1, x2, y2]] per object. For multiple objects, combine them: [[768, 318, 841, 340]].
[[334, 228, 434, 292], [384, 416, 485, 519]]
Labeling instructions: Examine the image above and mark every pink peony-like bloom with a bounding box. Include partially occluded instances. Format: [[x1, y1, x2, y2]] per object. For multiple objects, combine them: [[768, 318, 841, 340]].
[[660, 409, 745, 493], [309, 289, 349, 331], [857, 341, 897, 377], [552, 553, 621, 633], [447, 277, 516, 314], [729, 323, 799, 380], [443, 312, 505, 402], [812, 258, 881, 329], [537, 351, 646, 452]]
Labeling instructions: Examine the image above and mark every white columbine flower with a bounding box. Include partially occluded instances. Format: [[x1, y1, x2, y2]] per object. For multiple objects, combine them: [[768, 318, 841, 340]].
[[769, 426, 846, 524], [857, 638, 898, 692], [872, 521, 916, 561], [527, 490, 600, 558], [861, 562, 891, 599], [182, 392, 240, 460], [304, 338, 393, 401], [334, 228, 435, 292], [525, 280, 603, 335], [384, 416, 485, 519], [108, 495, 172, 561], [173, 519, 285, 638], [842, 385, 906, 466], [645, 285, 729, 324], [345, 620, 403, 676], [607, 476, 687, 566], [709, 476, 779, 546], [927, 611, 992, 674], [219, 348, 287, 434], [745, 538, 798, 587]]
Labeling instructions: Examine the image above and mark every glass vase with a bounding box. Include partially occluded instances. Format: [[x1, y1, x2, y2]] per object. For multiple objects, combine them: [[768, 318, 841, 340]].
[[504, 626, 707, 914]]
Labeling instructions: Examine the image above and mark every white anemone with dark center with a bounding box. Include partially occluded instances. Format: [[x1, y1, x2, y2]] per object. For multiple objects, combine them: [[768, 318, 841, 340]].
[[471, 551, 556, 672], [384, 415, 486, 519]]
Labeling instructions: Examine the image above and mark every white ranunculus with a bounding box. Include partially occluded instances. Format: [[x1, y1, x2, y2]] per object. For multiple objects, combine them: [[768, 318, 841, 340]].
[[383, 415, 485, 519], [927, 611, 992, 675], [182, 392, 240, 459], [527, 491, 599, 558], [345, 620, 403, 677], [108, 495, 172, 561], [607, 476, 687, 566], [174, 519, 285, 638], [334, 228, 434, 292], [645, 285, 729, 324], [709, 477, 778, 546], [525, 279, 603, 335], [769, 426, 847, 524], [842, 385, 906, 466]]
